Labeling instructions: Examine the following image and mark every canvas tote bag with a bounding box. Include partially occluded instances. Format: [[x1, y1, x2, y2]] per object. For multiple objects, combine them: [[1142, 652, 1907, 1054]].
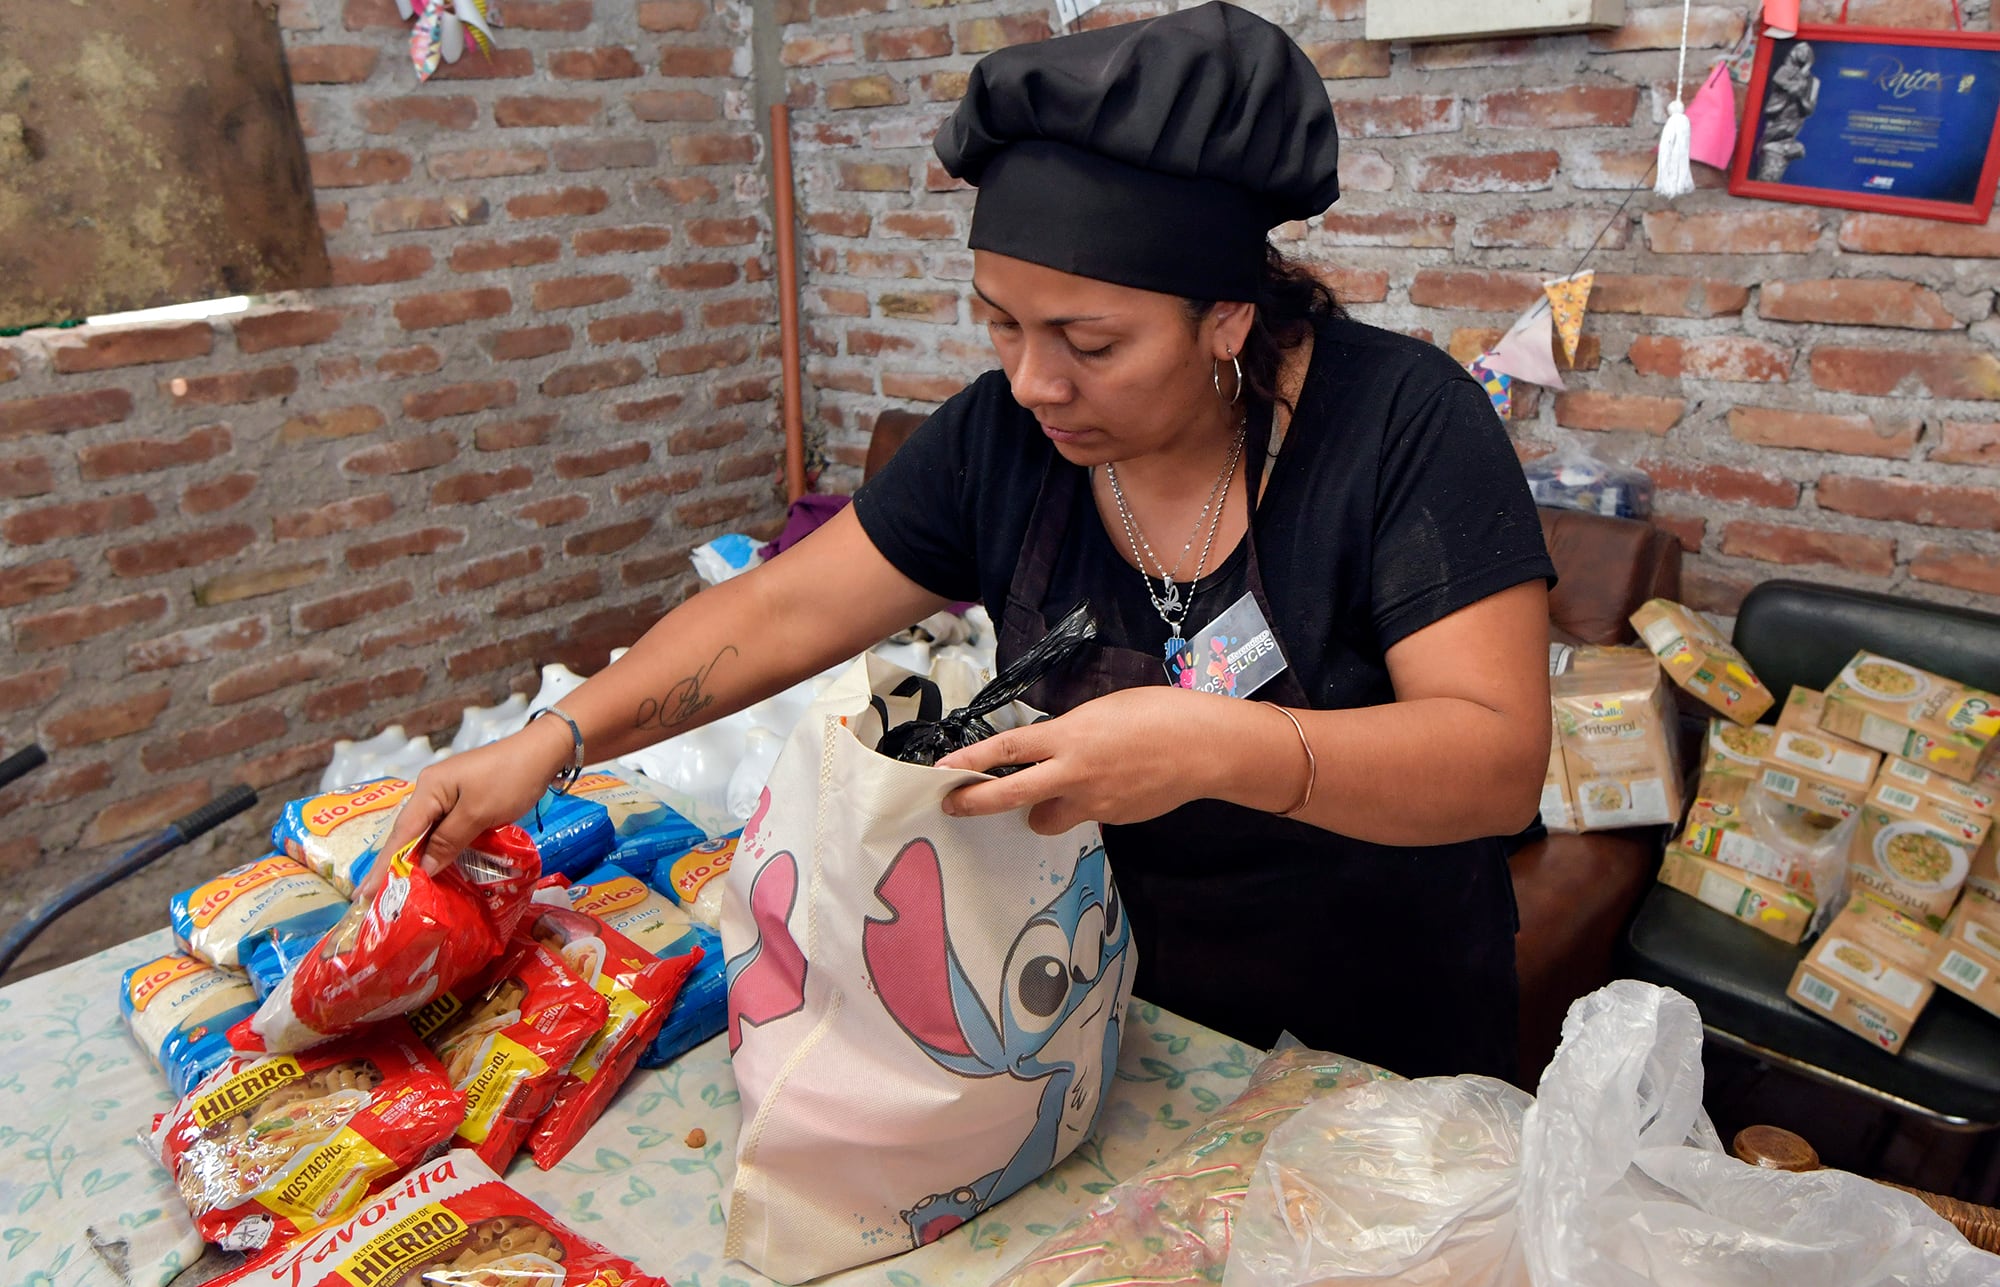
[[720, 651, 1136, 1282]]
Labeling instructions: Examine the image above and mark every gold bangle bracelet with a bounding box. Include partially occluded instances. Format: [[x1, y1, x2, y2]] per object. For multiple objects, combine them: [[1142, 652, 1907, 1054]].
[[1271, 705, 1315, 818]]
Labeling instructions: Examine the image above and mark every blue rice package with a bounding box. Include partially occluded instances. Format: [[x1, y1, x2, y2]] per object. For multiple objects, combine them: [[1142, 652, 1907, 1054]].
[[516, 790, 617, 879], [270, 778, 414, 896], [119, 953, 261, 1097], [567, 770, 706, 873], [168, 854, 348, 970], [645, 831, 741, 928], [240, 900, 348, 1000], [562, 865, 726, 1068]]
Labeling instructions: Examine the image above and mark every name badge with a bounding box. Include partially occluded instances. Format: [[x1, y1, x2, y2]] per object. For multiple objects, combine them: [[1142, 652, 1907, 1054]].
[[1164, 591, 1289, 697]]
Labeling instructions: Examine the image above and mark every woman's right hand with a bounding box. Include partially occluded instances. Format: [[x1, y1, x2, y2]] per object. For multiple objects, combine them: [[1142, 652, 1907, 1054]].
[[361, 716, 574, 900]]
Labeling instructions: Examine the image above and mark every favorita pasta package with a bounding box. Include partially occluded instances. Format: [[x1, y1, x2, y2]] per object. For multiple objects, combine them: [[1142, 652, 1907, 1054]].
[[204, 1150, 666, 1287], [151, 1023, 466, 1252], [170, 855, 347, 971], [562, 866, 727, 1068], [523, 903, 701, 1170], [410, 933, 608, 1171], [273, 778, 415, 897], [121, 953, 261, 1097], [233, 827, 541, 1054]]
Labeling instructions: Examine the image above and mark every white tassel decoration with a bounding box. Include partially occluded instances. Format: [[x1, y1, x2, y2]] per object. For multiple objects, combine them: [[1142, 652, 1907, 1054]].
[[1653, 0, 1696, 199], [1655, 100, 1695, 197]]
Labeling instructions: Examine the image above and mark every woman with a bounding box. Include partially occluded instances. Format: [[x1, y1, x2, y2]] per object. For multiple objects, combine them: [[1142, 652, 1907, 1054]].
[[384, 3, 1555, 1079]]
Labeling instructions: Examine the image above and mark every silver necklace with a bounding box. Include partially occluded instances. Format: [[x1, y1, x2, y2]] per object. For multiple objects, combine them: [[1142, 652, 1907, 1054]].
[[1102, 425, 1246, 661]]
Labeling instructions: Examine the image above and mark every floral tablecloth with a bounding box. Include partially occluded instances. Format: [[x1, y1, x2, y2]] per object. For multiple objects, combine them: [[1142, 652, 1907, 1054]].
[[0, 931, 1261, 1287]]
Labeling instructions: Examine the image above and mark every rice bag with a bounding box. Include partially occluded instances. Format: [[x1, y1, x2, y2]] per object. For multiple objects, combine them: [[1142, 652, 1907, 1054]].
[[409, 933, 609, 1171], [169, 855, 348, 971], [151, 1022, 466, 1252], [233, 827, 541, 1054], [568, 769, 706, 871], [522, 903, 701, 1170], [121, 953, 262, 1098], [562, 866, 727, 1068], [515, 790, 617, 880], [241, 901, 347, 1000], [272, 778, 415, 897], [649, 832, 738, 926], [201, 1150, 667, 1287]]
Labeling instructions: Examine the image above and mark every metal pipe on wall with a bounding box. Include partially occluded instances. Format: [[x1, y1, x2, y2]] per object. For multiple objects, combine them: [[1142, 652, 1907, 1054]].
[[770, 103, 807, 504]]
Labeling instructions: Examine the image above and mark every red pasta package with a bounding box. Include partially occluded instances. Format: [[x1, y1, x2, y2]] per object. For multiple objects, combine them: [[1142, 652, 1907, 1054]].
[[233, 827, 541, 1054], [151, 1021, 466, 1253], [523, 903, 701, 1169], [410, 932, 609, 1171], [205, 1150, 667, 1287]]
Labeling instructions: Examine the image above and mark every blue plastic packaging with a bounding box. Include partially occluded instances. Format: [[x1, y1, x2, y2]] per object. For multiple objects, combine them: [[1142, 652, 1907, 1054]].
[[567, 771, 707, 874], [516, 790, 617, 880], [167, 854, 347, 970], [119, 953, 261, 1097], [240, 900, 348, 1000]]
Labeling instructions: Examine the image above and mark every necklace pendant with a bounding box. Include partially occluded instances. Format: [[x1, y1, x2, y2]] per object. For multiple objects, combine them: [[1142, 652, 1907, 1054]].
[[1163, 635, 1191, 684], [1160, 583, 1182, 614]]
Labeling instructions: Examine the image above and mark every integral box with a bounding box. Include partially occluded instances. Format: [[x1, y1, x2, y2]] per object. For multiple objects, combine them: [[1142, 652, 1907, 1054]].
[[1787, 893, 1939, 1055], [1760, 688, 1881, 820], [1820, 651, 2000, 785], [1879, 756, 1998, 818], [1630, 598, 1775, 725], [1658, 838, 1814, 945], [1926, 888, 2000, 1020], [1542, 712, 1577, 833], [1552, 646, 1684, 830], [1703, 719, 1774, 781], [1849, 775, 1992, 926]]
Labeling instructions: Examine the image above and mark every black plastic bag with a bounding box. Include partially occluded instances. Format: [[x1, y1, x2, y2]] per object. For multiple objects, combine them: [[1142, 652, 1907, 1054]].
[[876, 602, 1097, 771]]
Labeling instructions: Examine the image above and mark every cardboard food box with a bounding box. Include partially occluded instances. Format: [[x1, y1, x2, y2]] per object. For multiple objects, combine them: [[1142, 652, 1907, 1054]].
[[1849, 775, 1993, 926], [1787, 893, 1939, 1055], [1541, 713, 1577, 833], [1820, 651, 2000, 785], [1702, 719, 1774, 781], [1676, 774, 1793, 884], [1552, 647, 1684, 830], [1658, 845, 1814, 945], [1630, 598, 1775, 725], [1759, 688, 1881, 820], [1878, 756, 1999, 818], [1926, 888, 2000, 1019]]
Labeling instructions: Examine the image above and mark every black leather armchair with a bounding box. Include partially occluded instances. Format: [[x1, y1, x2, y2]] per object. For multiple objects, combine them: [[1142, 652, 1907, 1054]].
[[1619, 580, 2000, 1130]]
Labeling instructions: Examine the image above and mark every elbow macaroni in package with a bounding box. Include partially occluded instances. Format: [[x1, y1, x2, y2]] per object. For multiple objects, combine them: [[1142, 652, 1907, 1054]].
[[151, 1023, 465, 1252], [170, 856, 347, 971], [203, 1150, 665, 1287], [564, 865, 727, 1069], [522, 903, 701, 1170], [233, 827, 541, 1054], [273, 778, 415, 897], [121, 953, 262, 1098], [567, 770, 706, 872], [409, 934, 609, 1171]]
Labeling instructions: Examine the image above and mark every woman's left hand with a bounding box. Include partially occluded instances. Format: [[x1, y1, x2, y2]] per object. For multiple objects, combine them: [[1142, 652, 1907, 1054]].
[[935, 687, 1213, 835]]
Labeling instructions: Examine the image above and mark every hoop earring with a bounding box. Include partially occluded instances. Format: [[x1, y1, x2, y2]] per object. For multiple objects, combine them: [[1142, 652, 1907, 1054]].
[[1212, 352, 1244, 406]]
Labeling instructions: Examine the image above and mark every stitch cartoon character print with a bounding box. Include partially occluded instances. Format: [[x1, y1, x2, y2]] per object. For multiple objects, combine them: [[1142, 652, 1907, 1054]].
[[863, 838, 1133, 1247]]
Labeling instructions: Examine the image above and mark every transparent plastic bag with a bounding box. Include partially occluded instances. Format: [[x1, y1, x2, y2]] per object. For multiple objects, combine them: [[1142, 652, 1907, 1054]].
[[1524, 438, 1654, 520], [1739, 783, 1858, 934]]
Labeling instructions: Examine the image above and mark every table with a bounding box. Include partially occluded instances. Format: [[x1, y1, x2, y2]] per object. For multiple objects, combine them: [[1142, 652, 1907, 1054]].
[[0, 931, 1263, 1287]]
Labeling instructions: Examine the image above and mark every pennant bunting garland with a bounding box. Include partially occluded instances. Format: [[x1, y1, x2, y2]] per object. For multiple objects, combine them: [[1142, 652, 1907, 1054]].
[[1543, 271, 1594, 367], [402, 0, 501, 82], [1685, 61, 1740, 171], [1482, 305, 1567, 391], [1468, 354, 1513, 418], [1762, 0, 1799, 38]]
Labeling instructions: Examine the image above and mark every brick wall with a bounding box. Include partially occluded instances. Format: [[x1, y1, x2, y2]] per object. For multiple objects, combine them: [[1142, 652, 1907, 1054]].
[[0, 0, 784, 972], [786, 0, 2000, 620]]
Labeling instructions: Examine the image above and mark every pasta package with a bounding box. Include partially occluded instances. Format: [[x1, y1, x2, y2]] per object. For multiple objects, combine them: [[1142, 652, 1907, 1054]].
[[522, 904, 701, 1170], [170, 855, 347, 971], [410, 934, 608, 1171], [1821, 651, 2000, 784], [1552, 647, 1684, 830], [567, 769, 706, 872], [233, 828, 541, 1054], [121, 953, 262, 1097], [1630, 598, 1775, 725], [1849, 774, 1992, 926], [273, 778, 415, 897], [152, 1023, 466, 1252], [1788, 893, 1938, 1055], [515, 791, 617, 880], [562, 866, 727, 1068], [203, 1150, 666, 1287]]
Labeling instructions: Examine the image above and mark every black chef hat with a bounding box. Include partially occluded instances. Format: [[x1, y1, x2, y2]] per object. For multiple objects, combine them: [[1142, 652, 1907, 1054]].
[[935, 1, 1340, 302]]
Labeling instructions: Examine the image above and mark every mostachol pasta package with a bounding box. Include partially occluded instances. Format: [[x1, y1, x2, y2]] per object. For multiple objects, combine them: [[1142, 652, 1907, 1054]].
[[151, 1022, 466, 1252], [273, 778, 416, 897], [411, 931, 608, 1171], [1787, 893, 1939, 1055], [1849, 774, 1992, 927], [560, 865, 727, 1069], [1820, 651, 2000, 785], [233, 827, 540, 1054], [521, 902, 701, 1170], [169, 855, 347, 972], [121, 952, 262, 1097], [203, 1150, 666, 1287], [1630, 598, 1775, 725]]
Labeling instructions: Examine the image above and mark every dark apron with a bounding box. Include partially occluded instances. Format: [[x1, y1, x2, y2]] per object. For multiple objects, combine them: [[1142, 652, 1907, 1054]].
[[993, 428, 1521, 1080]]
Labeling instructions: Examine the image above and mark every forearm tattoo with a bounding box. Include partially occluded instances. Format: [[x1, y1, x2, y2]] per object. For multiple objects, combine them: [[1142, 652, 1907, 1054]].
[[634, 645, 738, 732]]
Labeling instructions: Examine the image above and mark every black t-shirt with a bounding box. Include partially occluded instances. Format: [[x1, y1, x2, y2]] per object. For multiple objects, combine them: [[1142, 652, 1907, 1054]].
[[852, 314, 1555, 709]]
